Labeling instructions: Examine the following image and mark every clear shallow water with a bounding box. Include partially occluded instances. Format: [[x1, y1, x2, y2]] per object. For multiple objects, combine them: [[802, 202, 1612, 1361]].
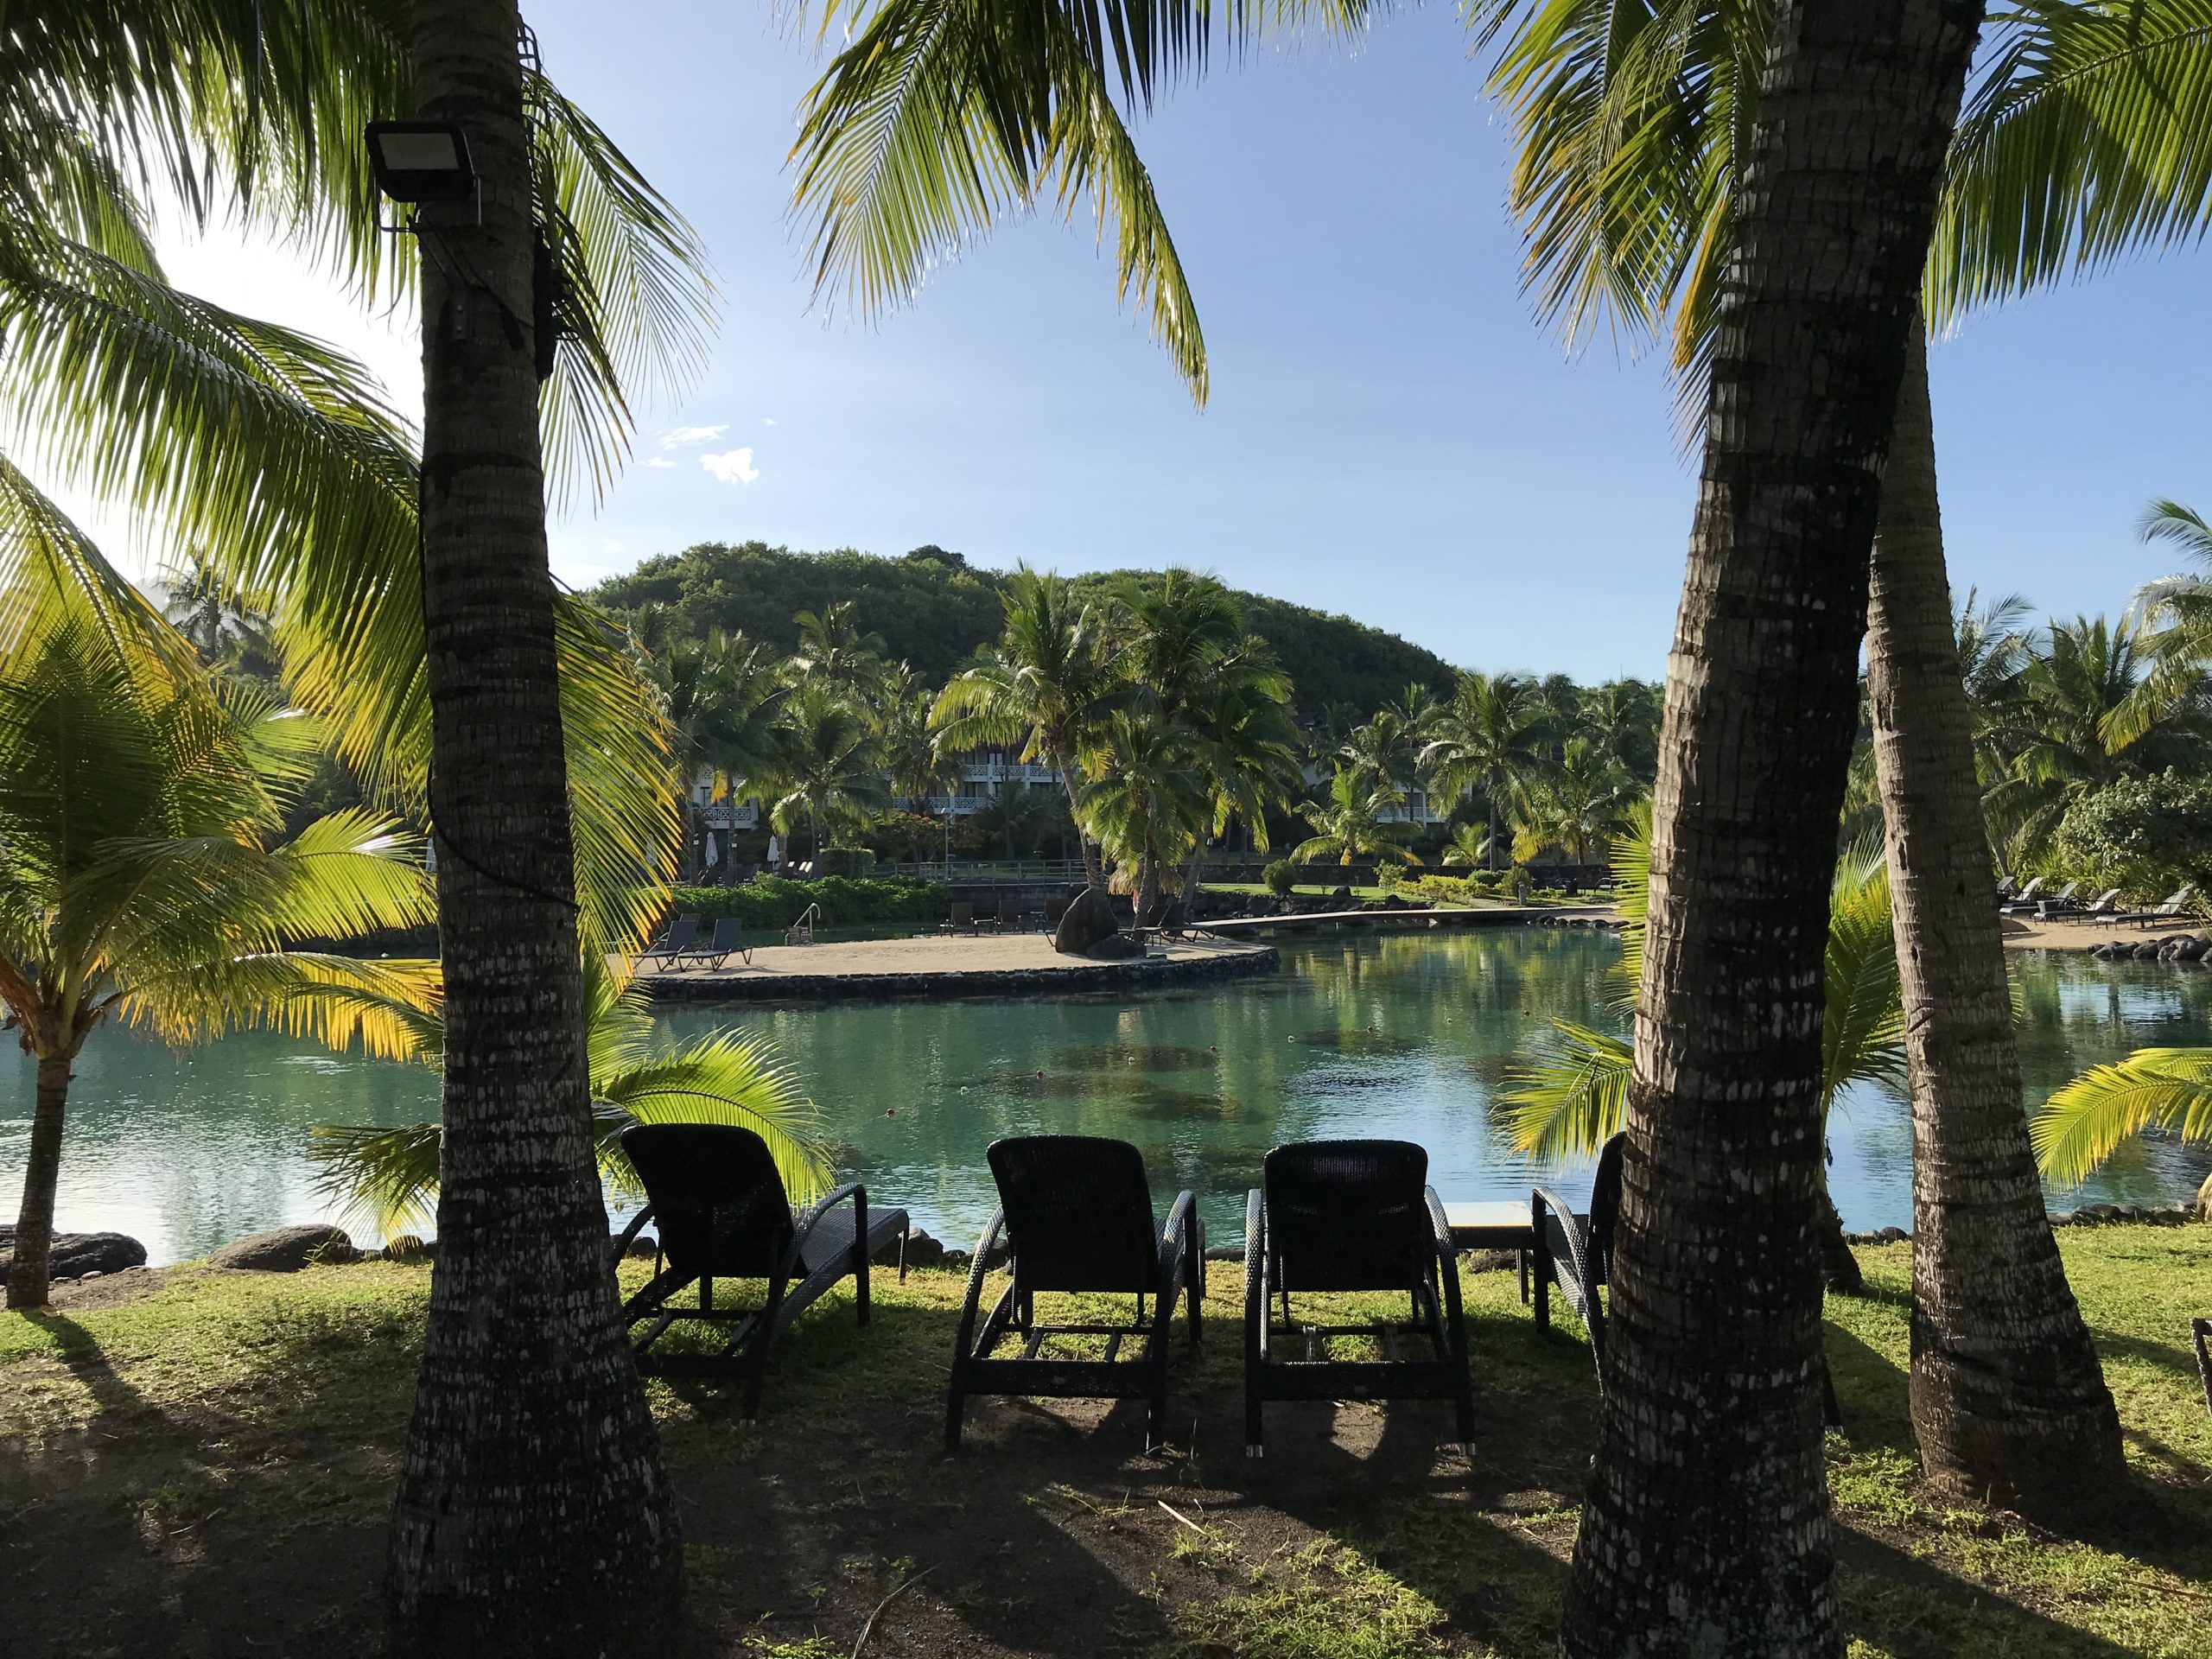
[[4, 934, 2207, 1263]]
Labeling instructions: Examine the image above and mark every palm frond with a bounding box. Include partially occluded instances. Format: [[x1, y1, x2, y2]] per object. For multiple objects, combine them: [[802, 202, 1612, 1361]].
[[308, 1120, 444, 1236], [528, 73, 719, 506], [2031, 1045, 2212, 1187], [1929, 0, 2212, 330], [1500, 1019, 1634, 1160]]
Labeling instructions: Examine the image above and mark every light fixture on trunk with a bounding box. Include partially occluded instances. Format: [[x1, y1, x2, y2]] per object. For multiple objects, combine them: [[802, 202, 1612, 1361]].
[[365, 120, 478, 205]]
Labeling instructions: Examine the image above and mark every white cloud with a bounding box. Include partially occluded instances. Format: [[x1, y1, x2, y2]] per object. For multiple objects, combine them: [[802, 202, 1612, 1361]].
[[603, 539, 626, 556], [640, 456, 675, 469], [701, 448, 760, 486], [658, 423, 728, 449], [762, 416, 779, 426]]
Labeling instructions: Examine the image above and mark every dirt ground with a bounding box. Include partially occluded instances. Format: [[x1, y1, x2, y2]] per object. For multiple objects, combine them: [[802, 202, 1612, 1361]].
[[3, 1242, 2209, 1659]]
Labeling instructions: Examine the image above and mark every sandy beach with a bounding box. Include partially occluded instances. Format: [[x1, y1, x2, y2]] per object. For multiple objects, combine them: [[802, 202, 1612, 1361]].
[[1999, 911, 2204, 952], [634, 930, 1277, 995]]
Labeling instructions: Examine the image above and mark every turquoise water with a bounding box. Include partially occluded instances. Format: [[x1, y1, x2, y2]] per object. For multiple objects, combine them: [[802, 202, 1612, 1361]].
[[3, 932, 2207, 1263]]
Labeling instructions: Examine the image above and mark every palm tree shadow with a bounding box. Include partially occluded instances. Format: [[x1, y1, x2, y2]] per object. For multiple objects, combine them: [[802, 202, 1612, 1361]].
[[1836, 1526, 2143, 1657]]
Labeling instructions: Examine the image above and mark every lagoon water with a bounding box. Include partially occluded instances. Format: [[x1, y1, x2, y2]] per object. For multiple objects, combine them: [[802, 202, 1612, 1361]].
[[4, 931, 2208, 1264]]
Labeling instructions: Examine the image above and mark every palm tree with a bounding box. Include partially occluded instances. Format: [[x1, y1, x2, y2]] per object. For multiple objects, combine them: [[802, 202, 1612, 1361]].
[[1506, 816, 1903, 1290], [1579, 678, 1661, 782], [1475, 0, 2135, 1522], [1176, 637, 1304, 899], [932, 567, 1117, 885], [971, 783, 1062, 860], [634, 620, 786, 879], [156, 552, 280, 680], [1983, 615, 2158, 862], [767, 684, 892, 863], [1421, 671, 1553, 871], [791, 598, 890, 702], [385, 7, 705, 1641], [1440, 821, 1497, 870], [0, 13, 711, 1636], [1289, 771, 1421, 873], [1474, 3, 1983, 1647], [880, 676, 963, 816], [0, 597, 435, 1308], [1111, 571, 1302, 896], [1074, 714, 1207, 922], [1338, 708, 1425, 802], [1518, 737, 1638, 866], [310, 957, 831, 1234]]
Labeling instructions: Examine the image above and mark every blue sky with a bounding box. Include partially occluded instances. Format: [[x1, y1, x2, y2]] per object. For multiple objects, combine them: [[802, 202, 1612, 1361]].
[[73, 1, 2212, 683]]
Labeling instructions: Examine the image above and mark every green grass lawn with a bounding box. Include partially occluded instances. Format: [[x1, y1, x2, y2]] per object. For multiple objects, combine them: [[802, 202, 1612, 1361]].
[[1, 1228, 2207, 1657]]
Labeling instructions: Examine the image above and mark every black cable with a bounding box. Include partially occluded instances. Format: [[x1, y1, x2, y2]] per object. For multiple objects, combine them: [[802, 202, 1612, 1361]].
[[414, 454, 580, 918]]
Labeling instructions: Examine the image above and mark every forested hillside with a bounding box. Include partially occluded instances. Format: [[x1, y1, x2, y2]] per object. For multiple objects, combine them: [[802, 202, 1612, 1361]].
[[588, 541, 1457, 714]]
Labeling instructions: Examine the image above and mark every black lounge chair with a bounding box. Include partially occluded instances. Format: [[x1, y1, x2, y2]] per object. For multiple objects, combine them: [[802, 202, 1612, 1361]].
[[946, 1136, 1203, 1452], [637, 915, 699, 965], [940, 900, 976, 934], [1999, 876, 2045, 915], [677, 917, 753, 969], [2063, 887, 2123, 925], [1535, 1132, 1842, 1425], [2122, 885, 2197, 928], [1531, 1134, 1625, 1379], [1243, 1139, 1474, 1459], [612, 1123, 907, 1417]]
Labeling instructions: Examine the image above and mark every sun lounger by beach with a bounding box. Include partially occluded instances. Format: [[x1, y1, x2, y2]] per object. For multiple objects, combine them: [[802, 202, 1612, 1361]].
[[2062, 888, 2123, 924], [1243, 1139, 1474, 1459], [945, 1135, 1203, 1452], [636, 916, 698, 965], [613, 1123, 907, 1419], [676, 917, 752, 969], [2122, 886, 2197, 928]]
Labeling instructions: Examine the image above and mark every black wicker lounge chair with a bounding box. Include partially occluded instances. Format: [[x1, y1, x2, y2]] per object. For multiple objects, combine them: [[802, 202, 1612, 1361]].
[[677, 917, 753, 969], [1530, 1135, 1624, 1377], [1243, 1139, 1474, 1459], [946, 1136, 1203, 1452], [1535, 1132, 1841, 1424], [612, 1123, 908, 1418], [637, 915, 698, 965]]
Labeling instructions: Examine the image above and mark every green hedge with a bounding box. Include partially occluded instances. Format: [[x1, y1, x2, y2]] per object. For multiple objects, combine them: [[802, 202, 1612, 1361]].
[[665, 874, 950, 928]]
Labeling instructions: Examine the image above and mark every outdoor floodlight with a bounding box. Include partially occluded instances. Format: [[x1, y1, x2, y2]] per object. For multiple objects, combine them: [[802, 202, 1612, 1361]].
[[365, 121, 477, 204]]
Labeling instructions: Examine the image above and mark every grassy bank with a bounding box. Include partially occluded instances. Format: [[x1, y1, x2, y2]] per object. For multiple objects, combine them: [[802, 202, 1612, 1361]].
[[2, 1228, 2206, 1657]]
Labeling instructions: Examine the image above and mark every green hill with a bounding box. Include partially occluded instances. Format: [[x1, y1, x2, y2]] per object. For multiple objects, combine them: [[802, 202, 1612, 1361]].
[[587, 540, 1459, 715]]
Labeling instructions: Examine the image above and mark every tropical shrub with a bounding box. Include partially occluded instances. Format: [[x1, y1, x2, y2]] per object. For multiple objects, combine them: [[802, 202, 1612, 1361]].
[[1262, 859, 1296, 897], [666, 874, 950, 927], [815, 845, 878, 878], [2050, 772, 2212, 900]]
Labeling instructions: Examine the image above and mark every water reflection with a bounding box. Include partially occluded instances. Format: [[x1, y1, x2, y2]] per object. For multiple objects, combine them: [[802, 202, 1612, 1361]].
[[3, 937, 2207, 1262]]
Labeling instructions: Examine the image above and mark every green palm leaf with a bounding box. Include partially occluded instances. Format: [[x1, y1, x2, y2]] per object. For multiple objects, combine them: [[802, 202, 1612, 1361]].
[[1929, 1, 2212, 330], [2032, 1046, 2212, 1204], [1500, 1019, 1636, 1160]]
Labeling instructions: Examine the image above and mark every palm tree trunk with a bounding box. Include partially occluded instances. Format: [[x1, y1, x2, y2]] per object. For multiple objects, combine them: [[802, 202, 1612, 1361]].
[[1560, 5, 1980, 1654], [1488, 770, 1503, 872], [387, 3, 680, 1649], [1866, 321, 2124, 1517], [4, 1051, 75, 1309], [1051, 740, 1102, 886]]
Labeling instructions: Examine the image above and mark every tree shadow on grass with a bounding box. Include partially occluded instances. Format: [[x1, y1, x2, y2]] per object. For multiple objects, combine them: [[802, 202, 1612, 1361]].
[[661, 1291, 1187, 1658], [1837, 1526, 2144, 1658], [0, 1306, 400, 1659]]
